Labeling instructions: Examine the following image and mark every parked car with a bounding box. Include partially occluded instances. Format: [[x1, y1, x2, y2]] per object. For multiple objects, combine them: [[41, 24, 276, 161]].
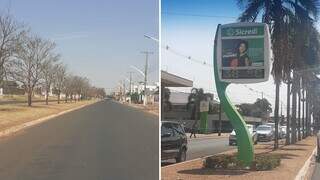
[[256, 125, 274, 142], [161, 121, 188, 163], [229, 124, 258, 146], [266, 122, 282, 138]]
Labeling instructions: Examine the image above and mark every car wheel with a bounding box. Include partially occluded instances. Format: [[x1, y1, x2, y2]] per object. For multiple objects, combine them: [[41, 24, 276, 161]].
[[176, 148, 187, 163]]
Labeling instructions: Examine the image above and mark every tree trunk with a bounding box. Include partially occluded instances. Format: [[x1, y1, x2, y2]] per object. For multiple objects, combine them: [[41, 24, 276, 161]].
[[57, 90, 60, 104], [302, 88, 306, 138], [298, 87, 301, 141], [291, 73, 297, 144], [65, 93, 68, 103], [218, 103, 222, 136], [306, 88, 310, 136], [286, 81, 291, 145], [274, 82, 280, 149], [45, 88, 49, 105], [27, 91, 32, 107]]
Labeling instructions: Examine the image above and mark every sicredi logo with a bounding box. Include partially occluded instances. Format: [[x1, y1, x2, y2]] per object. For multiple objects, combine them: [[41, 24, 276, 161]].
[[223, 26, 264, 37]]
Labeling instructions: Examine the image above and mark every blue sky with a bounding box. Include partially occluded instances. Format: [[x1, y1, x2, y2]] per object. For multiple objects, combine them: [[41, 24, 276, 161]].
[[0, 0, 159, 93], [161, 0, 292, 113]]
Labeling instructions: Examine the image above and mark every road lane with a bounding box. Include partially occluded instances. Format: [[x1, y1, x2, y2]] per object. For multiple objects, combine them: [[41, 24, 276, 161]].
[[0, 100, 158, 180]]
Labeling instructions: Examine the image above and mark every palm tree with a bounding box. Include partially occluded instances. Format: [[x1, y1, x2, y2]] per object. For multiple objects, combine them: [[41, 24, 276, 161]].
[[186, 88, 207, 133], [237, 0, 319, 148], [161, 87, 172, 120]]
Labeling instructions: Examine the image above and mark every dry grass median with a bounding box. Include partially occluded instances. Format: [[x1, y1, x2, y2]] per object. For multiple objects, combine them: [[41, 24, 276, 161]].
[[0, 99, 97, 132]]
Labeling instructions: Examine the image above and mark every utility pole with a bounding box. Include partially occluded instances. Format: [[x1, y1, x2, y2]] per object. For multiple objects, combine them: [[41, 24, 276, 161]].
[[128, 72, 133, 104], [123, 80, 126, 103], [141, 51, 153, 106], [128, 72, 133, 94], [218, 102, 222, 136]]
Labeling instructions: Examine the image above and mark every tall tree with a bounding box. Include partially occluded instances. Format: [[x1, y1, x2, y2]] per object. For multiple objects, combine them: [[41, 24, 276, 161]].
[[186, 88, 207, 131], [41, 53, 59, 105], [0, 13, 25, 86], [236, 0, 319, 148], [54, 63, 67, 104], [9, 34, 55, 106]]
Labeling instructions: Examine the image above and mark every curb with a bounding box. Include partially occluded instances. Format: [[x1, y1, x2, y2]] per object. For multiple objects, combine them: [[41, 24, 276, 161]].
[[295, 147, 317, 180], [187, 134, 229, 141], [162, 155, 212, 169], [0, 100, 98, 138]]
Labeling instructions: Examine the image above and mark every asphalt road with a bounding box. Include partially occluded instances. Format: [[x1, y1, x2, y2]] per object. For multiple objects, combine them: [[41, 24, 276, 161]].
[[162, 137, 234, 166], [0, 100, 159, 180], [187, 137, 234, 160]]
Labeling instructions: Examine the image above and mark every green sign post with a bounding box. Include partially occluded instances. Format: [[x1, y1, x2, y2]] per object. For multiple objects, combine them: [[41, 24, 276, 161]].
[[213, 23, 271, 165]]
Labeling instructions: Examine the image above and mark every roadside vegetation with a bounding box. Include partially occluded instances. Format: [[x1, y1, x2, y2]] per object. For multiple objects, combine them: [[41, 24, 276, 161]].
[[0, 12, 106, 107], [204, 153, 281, 171], [237, 0, 320, 148]]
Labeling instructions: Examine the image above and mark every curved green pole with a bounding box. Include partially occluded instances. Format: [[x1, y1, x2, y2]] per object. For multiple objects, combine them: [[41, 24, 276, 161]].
[[213, 24, 254, 165]]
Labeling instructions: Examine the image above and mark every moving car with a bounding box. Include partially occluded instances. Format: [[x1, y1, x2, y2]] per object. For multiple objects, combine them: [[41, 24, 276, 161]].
[[256, 125, 274, 142], [161, 121, 188, 163], [229, 124, 258, 145]]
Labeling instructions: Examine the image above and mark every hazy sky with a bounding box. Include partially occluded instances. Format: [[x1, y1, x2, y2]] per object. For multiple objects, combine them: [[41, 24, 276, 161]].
[[0, 0, 159, 93], [161, 0, 306, 115]]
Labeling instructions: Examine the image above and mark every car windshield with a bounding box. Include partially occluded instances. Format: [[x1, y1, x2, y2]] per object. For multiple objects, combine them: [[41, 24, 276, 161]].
[[257, 126, 271, 131]]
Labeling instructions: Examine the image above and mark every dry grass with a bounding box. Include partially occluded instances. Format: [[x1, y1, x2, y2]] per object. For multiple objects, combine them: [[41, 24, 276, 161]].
[[0, 95, 56, 102], [162, 137, 317, 180], [0, 99, 97, 132]]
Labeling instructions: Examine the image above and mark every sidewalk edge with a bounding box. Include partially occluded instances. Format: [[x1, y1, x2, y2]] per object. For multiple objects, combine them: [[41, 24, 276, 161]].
[[295, 147, 317, 180]]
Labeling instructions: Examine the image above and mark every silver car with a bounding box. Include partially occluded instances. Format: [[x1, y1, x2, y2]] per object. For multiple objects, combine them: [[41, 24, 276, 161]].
[[256, 125, 274, 142]]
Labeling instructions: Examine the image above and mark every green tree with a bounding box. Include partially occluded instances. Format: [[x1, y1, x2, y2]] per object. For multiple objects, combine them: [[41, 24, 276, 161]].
[[236, 0, 319, 148], [186, 88, 208, 129]]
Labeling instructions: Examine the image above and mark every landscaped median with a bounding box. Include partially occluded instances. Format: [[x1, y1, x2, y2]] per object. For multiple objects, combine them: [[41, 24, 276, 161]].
[[162, 136, 316, 180], [0, 99, 98, 136]]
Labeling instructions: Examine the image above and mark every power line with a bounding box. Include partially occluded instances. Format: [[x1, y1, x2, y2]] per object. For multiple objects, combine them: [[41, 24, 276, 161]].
[[163, 45, 213, 67]]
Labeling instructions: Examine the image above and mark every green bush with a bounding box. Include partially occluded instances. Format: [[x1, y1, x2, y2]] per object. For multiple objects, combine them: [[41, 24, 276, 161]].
[[203, 154, 281, 171]]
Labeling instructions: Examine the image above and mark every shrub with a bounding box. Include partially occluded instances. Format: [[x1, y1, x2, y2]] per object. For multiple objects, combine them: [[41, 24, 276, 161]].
[[203, 154, 281, 171], [252, 154, 281, 171]]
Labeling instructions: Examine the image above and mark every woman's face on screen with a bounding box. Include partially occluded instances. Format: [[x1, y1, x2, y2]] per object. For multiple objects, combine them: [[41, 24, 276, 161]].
[[239, 43, 247, 54]]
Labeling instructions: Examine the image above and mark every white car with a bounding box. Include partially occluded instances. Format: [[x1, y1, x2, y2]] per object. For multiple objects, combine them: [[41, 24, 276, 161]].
[[229, 124, 258, 145]]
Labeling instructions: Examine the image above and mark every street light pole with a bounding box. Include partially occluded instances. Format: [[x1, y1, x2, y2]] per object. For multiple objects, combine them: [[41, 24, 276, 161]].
[[141, 51, 153, 106], [128, 71, 133, 104]]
